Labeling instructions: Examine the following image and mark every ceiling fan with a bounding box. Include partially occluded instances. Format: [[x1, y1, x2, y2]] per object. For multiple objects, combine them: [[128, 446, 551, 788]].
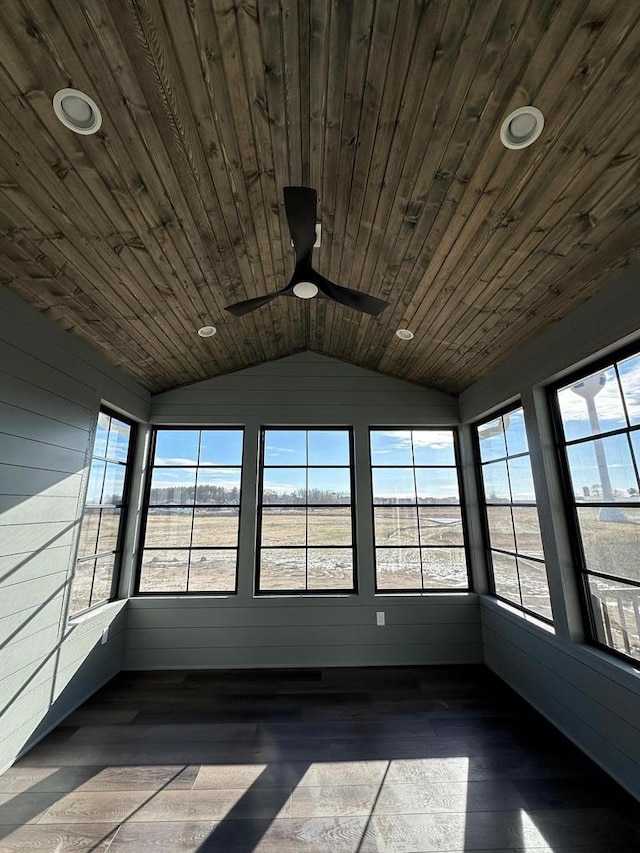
[[224, 187, 390, 317]]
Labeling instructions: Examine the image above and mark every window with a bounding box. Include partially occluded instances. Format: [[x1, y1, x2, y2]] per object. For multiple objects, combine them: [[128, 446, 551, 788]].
[[137, 429, 243, 594], [476, 405, 552, 622], [69, 408, 135, 616], [554, 353, 640, 662], [257, 428, 355, 593], [370, 429, 469, 592]]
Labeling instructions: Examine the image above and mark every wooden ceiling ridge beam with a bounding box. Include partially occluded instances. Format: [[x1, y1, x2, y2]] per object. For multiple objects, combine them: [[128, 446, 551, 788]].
[[410, 5, 640, 384], [380, 0, 624, 385], [204, 0, 291, 362]]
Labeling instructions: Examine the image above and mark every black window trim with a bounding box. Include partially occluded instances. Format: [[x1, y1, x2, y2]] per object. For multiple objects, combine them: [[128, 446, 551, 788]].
[[369, 426, 472, 595], [69, 405, 137, 618], [472, 401, 554, 625], [255, 426, 358, 596], [134, 425, 245, 596], [548, 343, 640, 665]]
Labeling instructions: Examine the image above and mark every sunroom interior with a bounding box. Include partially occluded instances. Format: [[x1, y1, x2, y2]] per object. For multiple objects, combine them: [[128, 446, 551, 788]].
[[1, 1, 640, 850]]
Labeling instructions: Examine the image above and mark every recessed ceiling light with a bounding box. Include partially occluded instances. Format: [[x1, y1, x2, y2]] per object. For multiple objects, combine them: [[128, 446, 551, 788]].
[[53, 88, 102, 135], [500, 106, 544, 149], [197, 325, 217, 337], [293, 281, 318, 299], [395, 328, 414, 340]]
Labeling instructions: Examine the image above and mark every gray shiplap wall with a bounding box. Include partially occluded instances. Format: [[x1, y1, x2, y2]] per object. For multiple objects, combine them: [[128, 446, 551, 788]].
[[460, 263, 640, 800], [0, 286, 149, 771], [124, 352, 482, 669]]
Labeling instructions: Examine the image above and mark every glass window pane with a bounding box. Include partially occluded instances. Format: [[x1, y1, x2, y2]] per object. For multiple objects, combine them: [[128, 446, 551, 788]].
[[308, 468, 351, 504], [90, 555, 116, 606], [94, 412, 110, 458], [370, 430, 413, 465], [486, 506, 515, 553], [421, 548, 468, 589], [77, 508, 100, 558], [199, 430, 243, 465], [507, 456, 536, 503], [307, 549, 353, 590], [504, 408, 528, 456], [308, 507, 352, 546], [102, 463, 125, 505], [308, 430, 350, 465], [518, 558, 552, 620], [587, 575, 640, 659], [69, 559, 94, 615], [149, 468, 197, 505], [260, 549, 306, 591], [567, 435, 639, 503], [86, 460, 105, 505], [478, 417, 507, 462], [418, 507, 464, 546], [512, 506, 544, 558], [154, 430, 199, 465], [261, 508, 306, 546], [376, 548, 422, 590], [106, 418, 131, 462], [262, 468, 306, 504], [415, 468, 459, 504], [196, 469, 241, 504], [139, 550, 189, 592], [192, 508, 239, 547], [492, 551, 521, 607], [374, 507, 419, 546], [96, 508, 120, 554], [188, 550, 236, 592], [144, 508, 193, 548], [577, 506, 640, 583], [412, 430, 455, 466], [618, 354, 640, 427], [627, 432, 640, 497], [372, 468, 415, 504], [481, 460, 509, 503], [558, 367, 626, 441], [264, 430, 306, 466]]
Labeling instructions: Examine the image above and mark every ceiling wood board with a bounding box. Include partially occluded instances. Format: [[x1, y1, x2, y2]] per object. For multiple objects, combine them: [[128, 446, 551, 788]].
[[0, 0, 639, 394]]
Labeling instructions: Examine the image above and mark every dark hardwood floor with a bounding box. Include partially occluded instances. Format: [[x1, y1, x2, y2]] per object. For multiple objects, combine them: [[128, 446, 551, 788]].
[[0, 665, 638, 852]]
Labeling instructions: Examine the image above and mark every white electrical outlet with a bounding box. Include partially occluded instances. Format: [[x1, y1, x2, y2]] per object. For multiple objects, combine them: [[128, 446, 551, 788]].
[[101, 626, 109, 645], [376, 611, 385, 627]]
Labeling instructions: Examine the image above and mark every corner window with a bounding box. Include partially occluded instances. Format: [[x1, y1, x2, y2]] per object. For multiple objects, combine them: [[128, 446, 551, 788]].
[[370, 429, 469, 592], [257, 428, 356, 593], [69, 409, 135, 616], [137, 429, 243, 594], [476, 405, 553, 622], [554, 355, 640, 661]]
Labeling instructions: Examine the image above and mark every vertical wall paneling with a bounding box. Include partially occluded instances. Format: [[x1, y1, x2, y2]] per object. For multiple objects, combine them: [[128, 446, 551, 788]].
[[0, 286, 150, 771], [460, 263, 640, 801]]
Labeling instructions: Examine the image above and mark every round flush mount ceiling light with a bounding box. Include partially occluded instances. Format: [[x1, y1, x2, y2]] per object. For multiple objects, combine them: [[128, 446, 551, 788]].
[[395, 328, 414, 341], [197, 325, 217, 338], [500, 106, 544, 149], [53, 88, 102, 135], [293, 281, 318, 299]]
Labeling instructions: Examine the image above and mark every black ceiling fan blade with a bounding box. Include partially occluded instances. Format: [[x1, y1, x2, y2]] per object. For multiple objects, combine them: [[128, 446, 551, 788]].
[[225, 290, 289, 317], [312, 272, 389, 316], [284, 186, 317, 263]]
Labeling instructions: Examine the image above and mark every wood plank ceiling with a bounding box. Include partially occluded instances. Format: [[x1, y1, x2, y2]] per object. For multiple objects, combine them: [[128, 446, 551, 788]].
[[1, 1, 640, 394]]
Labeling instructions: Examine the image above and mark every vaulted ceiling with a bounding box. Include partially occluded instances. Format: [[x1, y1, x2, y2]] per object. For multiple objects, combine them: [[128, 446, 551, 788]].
[[1, 0, 640, 394]]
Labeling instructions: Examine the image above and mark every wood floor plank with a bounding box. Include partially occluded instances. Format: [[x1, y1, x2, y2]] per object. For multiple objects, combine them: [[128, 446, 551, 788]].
[[2, 665, 638, 853], [0, 823, 119, 853]]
